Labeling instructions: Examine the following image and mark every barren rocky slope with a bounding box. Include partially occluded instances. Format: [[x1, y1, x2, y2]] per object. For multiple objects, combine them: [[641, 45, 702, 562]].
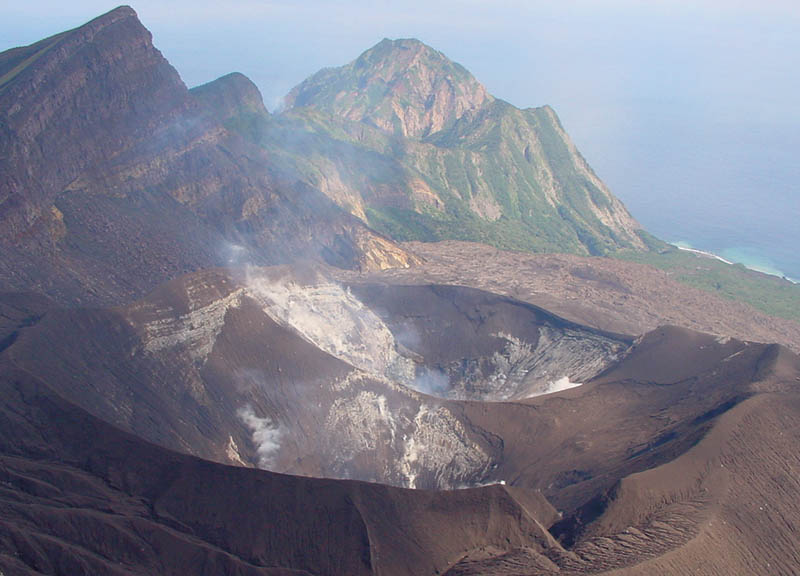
[[0, 269, 631, 489], [1, 280, 799, 574], [0, 361, 562, 576], [2, 272, 797, 508], [333, 240, 800, 353]]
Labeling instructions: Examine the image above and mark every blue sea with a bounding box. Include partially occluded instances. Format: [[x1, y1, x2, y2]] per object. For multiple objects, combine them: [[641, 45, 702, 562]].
[[567, 104, 800, 283]]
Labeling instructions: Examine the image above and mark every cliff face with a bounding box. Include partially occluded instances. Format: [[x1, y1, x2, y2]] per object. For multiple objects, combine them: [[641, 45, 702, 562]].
[[0, 8, 416, 305], [275, 38, 646, 256], [0, 6, 187, 240], [0, 15, 645, 306]]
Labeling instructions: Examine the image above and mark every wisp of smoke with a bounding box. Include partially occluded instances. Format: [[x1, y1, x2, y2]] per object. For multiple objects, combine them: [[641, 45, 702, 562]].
[[411, 367, 451, 396], [237, 404, 283, 469], [456, 479, 507, 489], [392, 320, 422, 352], [219, 240, 250, 265]]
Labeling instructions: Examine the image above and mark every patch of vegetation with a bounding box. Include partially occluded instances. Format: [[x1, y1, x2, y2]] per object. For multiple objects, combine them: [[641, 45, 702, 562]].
[[365, 205, 589, 255], [279, 87, 646, 249], [617, 247, 800, 321]]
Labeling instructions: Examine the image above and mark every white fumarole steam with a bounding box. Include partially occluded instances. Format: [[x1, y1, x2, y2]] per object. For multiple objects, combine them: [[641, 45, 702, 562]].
[[410, 367, 450, 396], [244, 271, 414, 379], [237, 404, 283, 469], [544, 376, 582, 394]]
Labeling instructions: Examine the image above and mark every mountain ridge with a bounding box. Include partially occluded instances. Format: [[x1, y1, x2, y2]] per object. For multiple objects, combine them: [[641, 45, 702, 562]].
[[270, 37, 647, 256], [0, 7, 418, 306]]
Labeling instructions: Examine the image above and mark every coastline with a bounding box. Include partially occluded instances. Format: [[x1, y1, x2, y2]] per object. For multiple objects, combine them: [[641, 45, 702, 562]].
[[671, 242, 798, 285], [674, 245, 734, 265]]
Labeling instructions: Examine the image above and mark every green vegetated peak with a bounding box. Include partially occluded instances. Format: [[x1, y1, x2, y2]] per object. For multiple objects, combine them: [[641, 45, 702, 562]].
[[265, 38, 647, 256]]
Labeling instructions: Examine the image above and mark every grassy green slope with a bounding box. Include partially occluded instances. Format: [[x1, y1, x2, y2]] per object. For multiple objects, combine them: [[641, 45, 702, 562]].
[[274, 38, 645, 257], [618, 246, 800, 321], [274, 111, 800, 321], [270, 101, 642, 256]]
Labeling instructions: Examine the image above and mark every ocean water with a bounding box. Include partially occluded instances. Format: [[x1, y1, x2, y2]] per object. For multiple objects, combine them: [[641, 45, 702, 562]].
[[568, 104, 800, 283]]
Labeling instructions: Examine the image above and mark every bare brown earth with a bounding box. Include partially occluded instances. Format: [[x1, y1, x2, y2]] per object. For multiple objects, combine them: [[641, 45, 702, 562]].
[[0, 362, 562, 576], [0, 271, 632, 489], [1, 273, 800, 574], [446, 393, 800, 575], [332, 240, 800, 353]]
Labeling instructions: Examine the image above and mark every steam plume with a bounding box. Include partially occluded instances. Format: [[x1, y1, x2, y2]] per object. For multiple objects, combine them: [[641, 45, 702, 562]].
[[411, 367, 451, 396], [237, 404, 283, 469]]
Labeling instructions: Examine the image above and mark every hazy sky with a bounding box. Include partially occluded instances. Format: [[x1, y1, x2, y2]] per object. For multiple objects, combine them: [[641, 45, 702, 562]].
[[3, 1, 800, 275]]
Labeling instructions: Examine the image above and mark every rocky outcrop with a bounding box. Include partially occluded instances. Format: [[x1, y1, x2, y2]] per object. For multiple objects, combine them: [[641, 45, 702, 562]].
[[191, 71, 269, 122], [286, 38, 491, 139], [0, 6, 187, 240]]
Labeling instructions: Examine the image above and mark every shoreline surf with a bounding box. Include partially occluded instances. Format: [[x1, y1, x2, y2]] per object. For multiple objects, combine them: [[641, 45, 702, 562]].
[[671, 242, 798, 285]]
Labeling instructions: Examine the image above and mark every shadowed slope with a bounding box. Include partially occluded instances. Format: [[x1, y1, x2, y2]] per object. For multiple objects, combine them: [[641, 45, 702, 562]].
[[0, 363, 562, 576], [447, 391, 800, 575], [2, 309, 799, 575]]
